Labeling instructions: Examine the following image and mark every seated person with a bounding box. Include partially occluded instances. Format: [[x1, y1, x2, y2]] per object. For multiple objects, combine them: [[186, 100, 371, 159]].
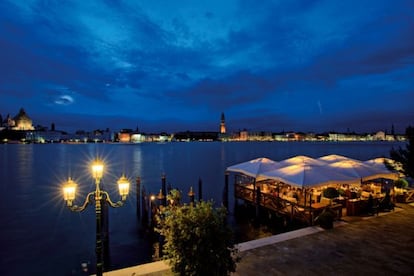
[[379, 191, 395, 211], [360, 191, 371, 199]]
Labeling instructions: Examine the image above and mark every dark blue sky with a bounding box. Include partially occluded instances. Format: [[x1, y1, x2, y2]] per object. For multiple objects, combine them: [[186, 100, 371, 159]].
[[1, 0, 413, 133]]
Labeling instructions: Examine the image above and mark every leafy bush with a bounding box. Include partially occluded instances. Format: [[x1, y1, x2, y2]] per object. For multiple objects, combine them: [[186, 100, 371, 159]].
[[315, 207, 336, 229], [323, 187, 339, 199], [394, 178, 408, 189], [156, 191, 239, 276], [390, 126, 414, 178], [338, 188, 346, 196]]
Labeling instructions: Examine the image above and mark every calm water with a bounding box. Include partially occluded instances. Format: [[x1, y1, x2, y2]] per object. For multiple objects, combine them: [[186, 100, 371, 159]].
[[0, 141, 404, 275]]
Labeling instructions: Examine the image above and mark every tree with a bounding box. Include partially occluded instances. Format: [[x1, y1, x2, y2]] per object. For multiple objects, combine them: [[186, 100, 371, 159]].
[[390, 126, 414, 179], [156, 190, 239, 276]]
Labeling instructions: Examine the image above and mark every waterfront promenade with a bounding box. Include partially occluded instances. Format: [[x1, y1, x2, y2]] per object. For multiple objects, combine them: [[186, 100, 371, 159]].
[[233, 203, 414, 276], [106, 203, 414, 275]]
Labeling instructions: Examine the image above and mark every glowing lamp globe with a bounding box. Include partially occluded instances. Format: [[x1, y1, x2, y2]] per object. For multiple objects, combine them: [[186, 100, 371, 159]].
[[63, 178, 77, 206], [91, 160, 104, 180], [117, 175, 130, 199]]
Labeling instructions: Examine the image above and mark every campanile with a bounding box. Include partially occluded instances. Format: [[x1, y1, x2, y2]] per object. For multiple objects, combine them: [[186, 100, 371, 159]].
[[220, 112, 226, 134]]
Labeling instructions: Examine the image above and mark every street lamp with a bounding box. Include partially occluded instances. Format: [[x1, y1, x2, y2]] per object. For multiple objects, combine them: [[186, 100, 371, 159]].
[[62, 159, 130, 276]]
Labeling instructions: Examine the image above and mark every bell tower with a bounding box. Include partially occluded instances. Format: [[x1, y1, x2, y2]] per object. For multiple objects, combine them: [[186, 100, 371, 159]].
[[220, 112, 226, 134]]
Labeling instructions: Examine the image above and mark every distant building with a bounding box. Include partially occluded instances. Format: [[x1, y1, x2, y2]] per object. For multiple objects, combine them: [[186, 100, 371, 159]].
[[173, 131, 218, 141], [1, 108, 34, 130], [247, 131, 273, 141], [239, 130, 248, 141], [373, 131, 386, 141], [13, 108, 34, 130], [131, 133, 145, 143], [218, 112, 230, 141], [118, 129, 133, 143], [27, 130, 66, 143], [220, 112, 226, 134]]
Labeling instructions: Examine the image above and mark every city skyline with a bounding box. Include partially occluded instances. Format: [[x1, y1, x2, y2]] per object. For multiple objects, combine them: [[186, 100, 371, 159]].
[[0, 107, 406, 137], [1, 1, 413, 133]]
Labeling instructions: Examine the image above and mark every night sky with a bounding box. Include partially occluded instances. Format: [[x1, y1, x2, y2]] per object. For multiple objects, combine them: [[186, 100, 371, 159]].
[[0, 0, 413, 134]]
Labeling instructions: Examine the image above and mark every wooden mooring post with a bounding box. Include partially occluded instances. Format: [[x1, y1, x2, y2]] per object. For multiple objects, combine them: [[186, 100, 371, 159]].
[[136, 177, 141, 219], [198, 177, 203, 201], [255, 186, 261, 221], [161, 174, 167, 206], [141, 185, 148, 227], [223, 172, 229, 209]]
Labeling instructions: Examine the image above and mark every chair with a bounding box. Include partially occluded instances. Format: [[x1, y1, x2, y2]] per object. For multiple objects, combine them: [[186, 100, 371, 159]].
[[367, 195, 379, 216], [320, 197, 332, 205]]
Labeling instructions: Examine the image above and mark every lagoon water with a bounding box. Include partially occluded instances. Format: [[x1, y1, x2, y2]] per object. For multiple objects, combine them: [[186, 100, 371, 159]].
[[0, 141, 405, 275]]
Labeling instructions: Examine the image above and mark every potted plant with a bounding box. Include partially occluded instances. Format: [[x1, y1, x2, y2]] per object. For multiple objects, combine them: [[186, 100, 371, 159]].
[[394, 178, 409, 203], [315, 207, 336, 229], [322, 187, 339, 205]]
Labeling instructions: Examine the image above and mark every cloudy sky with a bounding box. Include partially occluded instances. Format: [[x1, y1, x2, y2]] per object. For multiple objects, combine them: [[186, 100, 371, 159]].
[[0, 0, 413, 133]]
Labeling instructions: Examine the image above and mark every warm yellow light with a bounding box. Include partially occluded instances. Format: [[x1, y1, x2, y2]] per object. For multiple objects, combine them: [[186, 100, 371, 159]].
[[157, 189, 164, 200], [63, 177, 77, 205], [91, 159, 104, 179], [117, 175, 130, 198], [188, 186, 195, 196]]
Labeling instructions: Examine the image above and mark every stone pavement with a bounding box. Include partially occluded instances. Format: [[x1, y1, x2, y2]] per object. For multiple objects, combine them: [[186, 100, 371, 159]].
[[105, 203, 414, 275], [233, 203, 414, 276]]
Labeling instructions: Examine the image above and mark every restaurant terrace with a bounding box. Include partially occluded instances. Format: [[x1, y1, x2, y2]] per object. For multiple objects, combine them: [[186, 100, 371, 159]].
[[226, 154, 412, 226]]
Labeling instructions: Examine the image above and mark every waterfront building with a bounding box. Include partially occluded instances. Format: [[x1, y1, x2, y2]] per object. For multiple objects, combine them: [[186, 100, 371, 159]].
[[173, 131, 218, 141], [13, 108, 34, 130], [218, 112, 231, 141], [118, 129, 133, 143], [239, 130, 248, 141], [27, 130, 66, 143], [274, 132, 289, 141], [131, 133, 145, 143], [220, 112, 226, 134], [1, 108, 34, 130], [246, 131, 273, 141]]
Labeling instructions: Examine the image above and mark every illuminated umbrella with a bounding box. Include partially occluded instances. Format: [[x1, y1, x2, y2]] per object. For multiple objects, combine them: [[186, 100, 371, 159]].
[[259, 163, 359, 189], [329, 159, 398, 182], [318, 154, 356, 163], [226, 157, 279, 181], [364, 158, 399, 180], [364, 157, 394, 170], [277, 155, 326, 168]]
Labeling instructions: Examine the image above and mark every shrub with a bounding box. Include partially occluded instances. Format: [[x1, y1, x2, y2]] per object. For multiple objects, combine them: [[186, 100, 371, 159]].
[[323, 187, 339, 199], [390, 126, 414, 178], [315, 207, 336, 229], [156, 192, 239, 276], [394, 178, 408, 189]]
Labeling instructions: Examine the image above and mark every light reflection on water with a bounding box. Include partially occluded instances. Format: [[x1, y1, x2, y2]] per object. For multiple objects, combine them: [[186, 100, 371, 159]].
[[0, 141, 404, 275]]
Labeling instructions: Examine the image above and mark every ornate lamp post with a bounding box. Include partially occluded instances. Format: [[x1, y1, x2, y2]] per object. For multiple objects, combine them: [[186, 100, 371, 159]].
[[62, 159, 130, 276]]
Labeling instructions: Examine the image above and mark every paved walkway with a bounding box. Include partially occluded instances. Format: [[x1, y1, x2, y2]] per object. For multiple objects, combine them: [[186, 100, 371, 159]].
[[106, 203, 414, 275], [233, 203, 414, 276]]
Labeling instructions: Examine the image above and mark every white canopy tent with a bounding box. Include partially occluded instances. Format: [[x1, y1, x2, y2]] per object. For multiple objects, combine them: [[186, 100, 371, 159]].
[[329, 159, 398, 182], [276, 155, 326, 168], [317, 154, 357, 163], [258, 162, 360, 189], [226, 157, 279, 181], [364, 157, 398, 172], [227, 154, 398, 189]]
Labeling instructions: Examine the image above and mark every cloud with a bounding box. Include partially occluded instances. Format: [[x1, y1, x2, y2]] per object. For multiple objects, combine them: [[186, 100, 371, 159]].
[[0, 0, 413, 133], [54, 95, 74, 106]]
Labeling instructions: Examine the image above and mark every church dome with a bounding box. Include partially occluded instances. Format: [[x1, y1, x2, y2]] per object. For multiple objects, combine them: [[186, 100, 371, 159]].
[[13, 108, 34, 130]]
